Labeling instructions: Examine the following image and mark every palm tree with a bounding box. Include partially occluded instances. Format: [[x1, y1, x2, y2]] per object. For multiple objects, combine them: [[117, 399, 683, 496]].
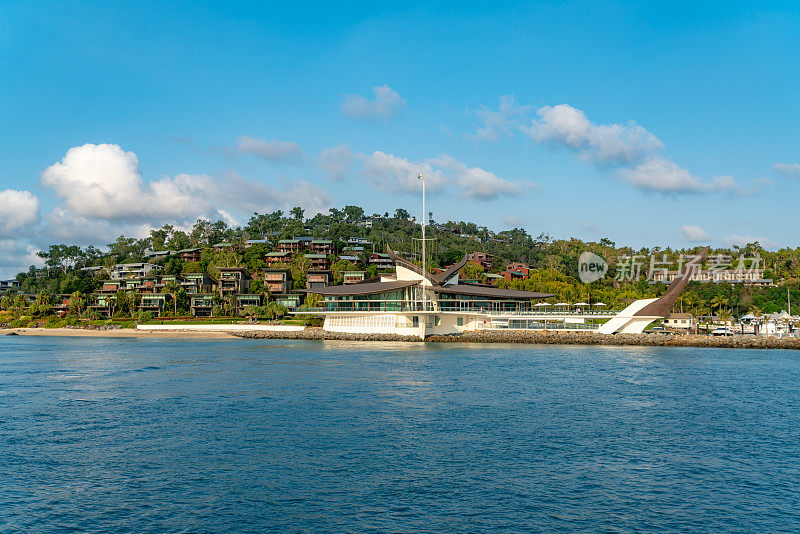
[[128, 292, 141, 318], [224, 293, 237, 317], [710, 295, 729, 315], [718, 308, 733, 331], [749, 305, 763, 335], [107, 293, 117, 317], [699, 306, 712, 335], [164, 279, 179, 315], [36, 291, 52, 308], [69, 291, 85, 316]]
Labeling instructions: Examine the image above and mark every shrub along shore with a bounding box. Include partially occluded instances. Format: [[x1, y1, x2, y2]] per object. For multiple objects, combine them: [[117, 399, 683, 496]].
[[232, 328, 800, 350]]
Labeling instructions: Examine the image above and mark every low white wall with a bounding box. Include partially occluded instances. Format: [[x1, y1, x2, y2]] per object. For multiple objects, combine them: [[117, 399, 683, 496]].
[[137, 324, 305, 332]]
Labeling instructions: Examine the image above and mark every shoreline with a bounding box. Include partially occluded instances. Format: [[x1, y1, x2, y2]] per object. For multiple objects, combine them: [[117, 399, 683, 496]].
[[232, 328, 800, 350], [3, 327, 236, 339], [4, 326, 800, 349]]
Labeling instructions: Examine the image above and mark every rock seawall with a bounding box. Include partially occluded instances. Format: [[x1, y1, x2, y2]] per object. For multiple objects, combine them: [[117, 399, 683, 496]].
[[232, 328, 800, 350]]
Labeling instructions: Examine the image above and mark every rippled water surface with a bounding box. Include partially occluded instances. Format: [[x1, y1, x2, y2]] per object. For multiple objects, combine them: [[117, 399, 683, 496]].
[[2, 337, 800, 532]]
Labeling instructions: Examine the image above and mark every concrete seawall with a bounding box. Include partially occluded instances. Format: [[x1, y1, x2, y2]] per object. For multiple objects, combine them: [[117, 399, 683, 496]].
[[137, 324, 305, 333], [232, 328, 800, 350]]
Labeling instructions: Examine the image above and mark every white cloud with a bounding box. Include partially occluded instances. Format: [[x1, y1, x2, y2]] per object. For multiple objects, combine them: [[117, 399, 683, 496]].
[[317, 143, 355, 181], [236, 135, 304, 163], [358, 150, 528, 200], [580, 221, 601, 234], [522, 104, 664, 165], [724, 234, 779, 250], [41, 144, 149, 220], [619, 157, 738, 195], [0, 189, 40, 234], [503, 215, 526, 227], [0, 239, 43, 276], [468, 95, 531, 142], [341, 85, 405, 120], [43, 208, 120, 243], [37, 143, 331, 246], [361, 151, 448, 193], [681, 225, 711, 242], [432, 155, 525, 199], [773, 162, 800, 179], [218, 171, 331, 217]]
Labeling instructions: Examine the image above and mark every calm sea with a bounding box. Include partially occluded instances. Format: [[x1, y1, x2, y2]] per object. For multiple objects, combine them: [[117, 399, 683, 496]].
[[1, 336, 799, 532]]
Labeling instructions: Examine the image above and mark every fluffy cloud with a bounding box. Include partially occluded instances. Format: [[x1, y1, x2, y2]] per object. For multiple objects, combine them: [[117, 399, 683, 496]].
[[236, 136, 304, 163], [506, 102, 763, 196], [361, 151, 448, 193], [341, 85, 405, 120], [0, 189, 40, 234], [317, 143, 355, 181], [40, 144, 224, 220], [522, 104, 663, 165], [468, 95, 531, 142], [357, 150, 528, 200], [37, 141, 332, 246], [41, 144, 329, 226], [218, 171, 331, 217], [620, 157, 738, 195], [503, 215, 526, 228], [41, 144, 149, 219], [681, 225, 711, 242], [431, 155, 525, 199], [0, 239, 43, 272], [724, 234, 779, 250], [773, 162, 800, 179]]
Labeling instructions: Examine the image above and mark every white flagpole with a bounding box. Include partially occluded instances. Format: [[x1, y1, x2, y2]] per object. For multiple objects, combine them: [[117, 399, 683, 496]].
[[421, 174, 426, 312]]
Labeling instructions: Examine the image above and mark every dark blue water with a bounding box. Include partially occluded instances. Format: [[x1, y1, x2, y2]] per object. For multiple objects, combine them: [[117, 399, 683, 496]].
[[1, 337, 799, 532]]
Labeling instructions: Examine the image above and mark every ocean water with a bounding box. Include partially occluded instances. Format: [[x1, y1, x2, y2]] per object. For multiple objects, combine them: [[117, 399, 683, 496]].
[[1, 337, 799, 533]]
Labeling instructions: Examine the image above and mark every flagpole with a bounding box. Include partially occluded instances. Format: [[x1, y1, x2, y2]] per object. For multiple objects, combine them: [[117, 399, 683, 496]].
[[421, 173, 426, 313]]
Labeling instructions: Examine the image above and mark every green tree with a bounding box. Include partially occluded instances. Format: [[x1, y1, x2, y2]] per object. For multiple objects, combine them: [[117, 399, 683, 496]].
[[304, 293, 322, 308], [749, 305, 763, 335], [69, 291, 85, 316], [164, 279, 180, 315], [331, 259, 357, 285], [343, 205, 365, 222]]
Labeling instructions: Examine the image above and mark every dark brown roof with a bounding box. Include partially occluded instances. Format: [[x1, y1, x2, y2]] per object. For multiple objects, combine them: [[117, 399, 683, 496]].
[[386, 246, 436, 282], [432, 284, 554, 300], [306, 280, 418, 296], [433, 254, 469, 284], [635, 246, 709, 318]]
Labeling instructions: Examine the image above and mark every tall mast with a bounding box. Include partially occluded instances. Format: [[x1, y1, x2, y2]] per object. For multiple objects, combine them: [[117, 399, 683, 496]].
[[421, 172, 426, 311]]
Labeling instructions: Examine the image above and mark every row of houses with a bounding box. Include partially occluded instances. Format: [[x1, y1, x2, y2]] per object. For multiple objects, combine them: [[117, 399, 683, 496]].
[[466, 253, 536, 283], [651, 268, 773, 286], [42, 262, 375, 318], [0, 279, 21, 291], [143, 237, 394, 272], [467, 251, 774, 287]]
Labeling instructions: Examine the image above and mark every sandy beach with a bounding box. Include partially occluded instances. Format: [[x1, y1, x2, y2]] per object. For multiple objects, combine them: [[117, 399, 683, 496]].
[[3, 328, 236, 339]]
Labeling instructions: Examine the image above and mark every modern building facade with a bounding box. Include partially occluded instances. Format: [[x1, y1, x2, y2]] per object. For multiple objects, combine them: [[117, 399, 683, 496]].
[[296, 247, 705, 338]]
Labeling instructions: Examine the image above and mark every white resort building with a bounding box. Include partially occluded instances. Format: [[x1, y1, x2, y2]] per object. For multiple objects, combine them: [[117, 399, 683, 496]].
[[294, 174, 705, 339], [295, 247, 705, 339]]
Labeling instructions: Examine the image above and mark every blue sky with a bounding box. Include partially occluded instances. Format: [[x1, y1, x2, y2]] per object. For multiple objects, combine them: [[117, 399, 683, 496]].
[[1, 1, 799, 277]]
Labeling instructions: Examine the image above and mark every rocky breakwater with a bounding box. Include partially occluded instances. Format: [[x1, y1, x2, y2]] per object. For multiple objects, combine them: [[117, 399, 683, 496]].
[[233, 327, 421, 342], [233, 328, 800, 349], [427, 330, 800, 349]]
